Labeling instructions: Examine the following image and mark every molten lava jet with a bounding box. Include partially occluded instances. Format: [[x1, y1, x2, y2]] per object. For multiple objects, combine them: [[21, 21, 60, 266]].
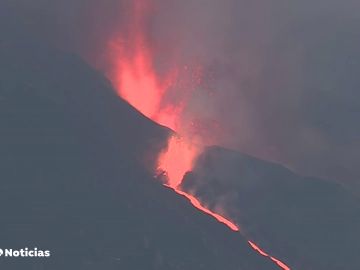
[[158, 136, 200, 188], [105, 1, 291, 269]]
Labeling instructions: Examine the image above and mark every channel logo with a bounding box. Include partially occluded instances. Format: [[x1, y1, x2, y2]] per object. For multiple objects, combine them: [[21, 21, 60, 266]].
[[0, 248, 50, 258]]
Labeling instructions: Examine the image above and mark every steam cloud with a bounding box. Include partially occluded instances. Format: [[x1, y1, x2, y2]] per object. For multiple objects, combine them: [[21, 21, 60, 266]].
[[2, 0, 359, 191]]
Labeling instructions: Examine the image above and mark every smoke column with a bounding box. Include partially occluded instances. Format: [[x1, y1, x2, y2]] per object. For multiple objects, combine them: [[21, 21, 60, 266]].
[[2, 0, 359, 189], [105, 1, 290, 269], [2, 0, 360, 267]]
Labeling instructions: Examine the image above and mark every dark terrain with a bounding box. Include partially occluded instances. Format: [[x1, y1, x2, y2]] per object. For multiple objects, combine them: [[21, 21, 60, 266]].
[[183, 146, 360, 270], [0, 36, 280, 269]]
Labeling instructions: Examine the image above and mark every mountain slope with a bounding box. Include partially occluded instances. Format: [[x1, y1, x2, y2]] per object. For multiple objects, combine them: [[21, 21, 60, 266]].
[[182, 146, 360, 270], [0, 38, 279, 269]]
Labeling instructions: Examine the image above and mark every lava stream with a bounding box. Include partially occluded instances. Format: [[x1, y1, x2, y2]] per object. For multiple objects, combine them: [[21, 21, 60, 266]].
[[106, 1, 291, 269], [161, 157, 290, 270], [164, 184, 239, 231], [158, 137, 290, 270], [249, 241, 290, 270]]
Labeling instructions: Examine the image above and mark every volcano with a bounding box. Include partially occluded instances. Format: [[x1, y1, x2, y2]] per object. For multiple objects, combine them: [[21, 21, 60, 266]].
[[0, 36, 284, 269]]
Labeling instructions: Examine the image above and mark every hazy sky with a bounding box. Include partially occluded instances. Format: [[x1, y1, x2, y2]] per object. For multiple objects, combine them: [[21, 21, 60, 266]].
[[2, 0, 359, 190]]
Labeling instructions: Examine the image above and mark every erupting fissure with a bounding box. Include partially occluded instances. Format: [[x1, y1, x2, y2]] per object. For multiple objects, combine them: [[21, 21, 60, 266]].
[[106, 1, 290, 269]]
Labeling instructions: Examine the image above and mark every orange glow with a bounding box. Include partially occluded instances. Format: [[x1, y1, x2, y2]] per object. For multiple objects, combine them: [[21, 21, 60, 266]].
[[168, 182, 290, 270], [114, 49, 164, 118], [108, 0, 180, 130], [165, 185, 239, 231], [249, 241, 291, 270], [105, 1, 291, 269], [158, 136, 200, 187]]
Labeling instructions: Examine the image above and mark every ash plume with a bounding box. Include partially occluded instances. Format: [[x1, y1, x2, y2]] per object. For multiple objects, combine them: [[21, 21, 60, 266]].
[[2, 0, 359, 191]]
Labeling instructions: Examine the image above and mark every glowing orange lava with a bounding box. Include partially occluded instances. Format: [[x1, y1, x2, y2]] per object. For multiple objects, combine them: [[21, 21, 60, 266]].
[[106, 1, 291, 269], [108, 0, 180, 131], [165, 185, 239, 231], [158, 136, 200, 187], [114, 48, 164, 118], [249, 241, 290, 270], [171, 182, 291, 270]]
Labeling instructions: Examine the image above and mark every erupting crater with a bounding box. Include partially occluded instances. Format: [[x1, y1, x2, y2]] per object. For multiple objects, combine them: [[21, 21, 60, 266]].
[[105, 1, 291, 269], [158, 135, 200, 188]]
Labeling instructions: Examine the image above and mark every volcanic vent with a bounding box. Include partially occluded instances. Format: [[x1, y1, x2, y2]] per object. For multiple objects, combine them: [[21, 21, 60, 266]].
[[104, 1, 291, 269]]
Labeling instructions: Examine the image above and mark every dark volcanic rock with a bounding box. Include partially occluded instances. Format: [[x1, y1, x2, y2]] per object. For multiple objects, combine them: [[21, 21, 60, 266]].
[[182, 146, 360, 270], [0, 37, 279, 269]]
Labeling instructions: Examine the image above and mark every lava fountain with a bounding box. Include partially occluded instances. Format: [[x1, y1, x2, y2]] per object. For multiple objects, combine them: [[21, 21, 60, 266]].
[[105, 1, 290, 269], [158, 136, 200, 188]]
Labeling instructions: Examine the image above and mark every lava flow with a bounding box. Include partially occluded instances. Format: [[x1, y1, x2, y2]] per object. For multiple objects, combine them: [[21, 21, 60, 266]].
[[106, 1, 290, 269]]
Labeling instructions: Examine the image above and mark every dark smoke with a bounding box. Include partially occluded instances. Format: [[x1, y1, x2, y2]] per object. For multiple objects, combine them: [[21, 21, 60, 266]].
[[2, 0, 359, 191]]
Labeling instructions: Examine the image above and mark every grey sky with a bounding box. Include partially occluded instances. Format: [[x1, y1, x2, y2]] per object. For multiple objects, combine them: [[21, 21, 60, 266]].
[[2, 0, 359, 190]]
